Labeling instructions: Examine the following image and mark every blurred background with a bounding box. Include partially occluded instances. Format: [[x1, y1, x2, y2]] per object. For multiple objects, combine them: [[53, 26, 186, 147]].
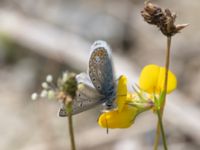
[[0, 0, 200, 150]]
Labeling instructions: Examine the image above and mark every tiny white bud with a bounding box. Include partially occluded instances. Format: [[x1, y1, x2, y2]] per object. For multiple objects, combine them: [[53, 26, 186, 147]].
[[31, 93, 38, 100], [40, 90, 48, 98], [41, 82, 48, 89], [48, 90, 55, 99], [46, 75, 53, 83]]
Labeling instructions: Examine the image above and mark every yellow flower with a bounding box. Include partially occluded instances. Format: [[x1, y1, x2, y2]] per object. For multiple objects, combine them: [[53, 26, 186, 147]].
[[98, 105, 138, 128], [98, 64, 177, 129], [139, 64, 177, 94], [98, 75, 139, 129]]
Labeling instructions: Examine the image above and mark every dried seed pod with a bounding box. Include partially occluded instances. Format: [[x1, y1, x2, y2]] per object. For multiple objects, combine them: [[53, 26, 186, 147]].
[[141, 1, 188, 36]]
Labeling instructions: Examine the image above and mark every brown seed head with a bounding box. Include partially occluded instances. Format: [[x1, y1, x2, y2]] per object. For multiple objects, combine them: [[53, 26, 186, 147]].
[[141, 1, 188, 37]]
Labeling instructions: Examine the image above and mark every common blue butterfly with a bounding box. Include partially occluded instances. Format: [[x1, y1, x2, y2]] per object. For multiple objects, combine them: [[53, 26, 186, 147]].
[[59, 41, 116, 116]]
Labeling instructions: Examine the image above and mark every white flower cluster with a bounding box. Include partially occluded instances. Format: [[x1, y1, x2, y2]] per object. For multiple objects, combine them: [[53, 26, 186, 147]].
[[31, 74, 55, 100]]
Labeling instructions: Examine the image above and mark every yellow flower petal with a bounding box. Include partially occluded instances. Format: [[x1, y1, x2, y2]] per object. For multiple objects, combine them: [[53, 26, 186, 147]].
[[139, 64, 160, 93], [116, 75, 128, 112], [157, 67, 177, 93], [139, 64, 177, 94], [98, 106, 138, 128]]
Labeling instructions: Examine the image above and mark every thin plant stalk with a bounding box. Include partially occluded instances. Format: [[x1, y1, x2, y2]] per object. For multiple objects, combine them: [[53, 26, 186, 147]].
[[154, 37, 171, 150], [157, 110, 168, 150], [67, 102, 76, 150]]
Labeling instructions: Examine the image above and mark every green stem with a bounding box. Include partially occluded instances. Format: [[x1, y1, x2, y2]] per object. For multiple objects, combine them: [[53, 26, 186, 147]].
[[67, 102, 76, 150], [157, 110, 168, 150], [153, 37, 171, 150]]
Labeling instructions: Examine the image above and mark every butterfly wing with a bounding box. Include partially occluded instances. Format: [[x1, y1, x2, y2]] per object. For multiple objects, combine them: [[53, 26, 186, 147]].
[[59, 73, 105, 117], [59, 40, 116, 116], [88, 41, 116, 108]]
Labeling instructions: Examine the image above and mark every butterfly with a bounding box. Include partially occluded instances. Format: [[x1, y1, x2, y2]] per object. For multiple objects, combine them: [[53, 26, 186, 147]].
[[59, 40, 116, 116]]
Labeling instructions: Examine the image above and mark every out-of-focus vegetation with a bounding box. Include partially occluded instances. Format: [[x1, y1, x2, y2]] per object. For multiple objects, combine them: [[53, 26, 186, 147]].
[[0, 0, 200, 150]]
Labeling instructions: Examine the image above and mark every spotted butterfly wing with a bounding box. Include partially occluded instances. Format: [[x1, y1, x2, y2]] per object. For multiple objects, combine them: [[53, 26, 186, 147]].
[[59, 73, 105, 117], [58, 41, 116, 117], [89, 41, 116, 108]]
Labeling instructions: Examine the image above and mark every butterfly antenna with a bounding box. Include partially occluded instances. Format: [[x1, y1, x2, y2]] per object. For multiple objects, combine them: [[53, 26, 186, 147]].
[[106, 127, 109, 134], [105, 114, 109, 134]]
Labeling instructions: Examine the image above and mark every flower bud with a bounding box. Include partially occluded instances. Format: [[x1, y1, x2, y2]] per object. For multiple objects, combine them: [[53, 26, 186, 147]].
[[31, 93, 38, 100]]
